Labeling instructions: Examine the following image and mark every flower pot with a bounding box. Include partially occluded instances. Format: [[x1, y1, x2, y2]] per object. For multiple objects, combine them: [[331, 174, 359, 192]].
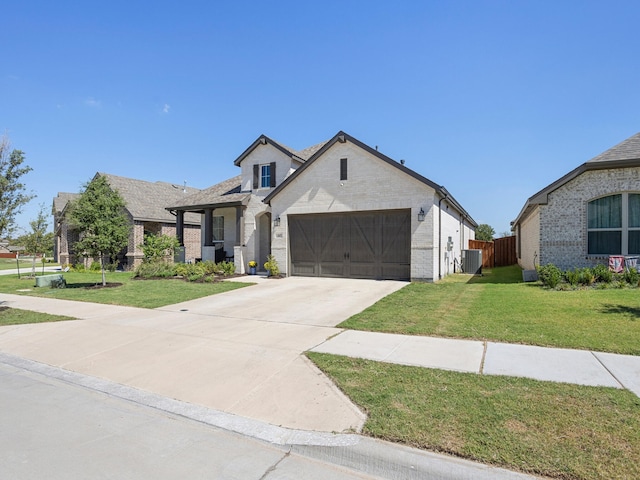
[[249, 266, 256, 275]]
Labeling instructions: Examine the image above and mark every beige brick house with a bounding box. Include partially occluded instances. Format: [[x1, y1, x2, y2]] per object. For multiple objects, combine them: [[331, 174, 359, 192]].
[[512, 132, 640, 270], [168, 131, 477, 281], [54, 173, 201, 269]]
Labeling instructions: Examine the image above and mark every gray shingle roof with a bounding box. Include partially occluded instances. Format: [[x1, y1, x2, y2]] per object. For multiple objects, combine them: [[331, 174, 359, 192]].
[[99, 173, 201, 224], [294, 140, 329, 160], [587, 132, 640, 163], [167, 175, 249, 211], [52, 192, 79, 214], [512, 131, 640, 226]]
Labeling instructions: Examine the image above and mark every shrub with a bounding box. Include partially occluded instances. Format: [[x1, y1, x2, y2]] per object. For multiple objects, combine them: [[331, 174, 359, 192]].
[[217, 261, 236, 276], [264, 254, 280, 277], [592, 264, 613, 283], [565, 268, 581, 287], [579, 268, 596, 286], [623, 267, 640, 286], [140, 234, 180, 262], [200, 260, 218, 275], [89, 261, 102, 272], [135, 260, 176, 279], [537, 264, 562, 288]]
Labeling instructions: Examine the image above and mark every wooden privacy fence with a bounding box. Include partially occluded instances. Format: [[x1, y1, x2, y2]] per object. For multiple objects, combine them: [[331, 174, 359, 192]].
[[468, 236, 517, 268]]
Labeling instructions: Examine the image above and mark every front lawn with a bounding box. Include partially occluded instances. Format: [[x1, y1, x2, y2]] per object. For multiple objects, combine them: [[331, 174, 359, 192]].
[[339, 265, 640, 355], [309, 352, 640, 480], [0, 272, 250, 308], [0, 307, 75, 325]]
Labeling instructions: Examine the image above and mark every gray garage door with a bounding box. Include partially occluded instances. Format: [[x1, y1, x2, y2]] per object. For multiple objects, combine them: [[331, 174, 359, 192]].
[[289, 209, 410, 280]]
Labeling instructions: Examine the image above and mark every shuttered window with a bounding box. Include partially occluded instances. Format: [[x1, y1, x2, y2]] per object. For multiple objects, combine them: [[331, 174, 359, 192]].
[[340, 158, 348, 181]]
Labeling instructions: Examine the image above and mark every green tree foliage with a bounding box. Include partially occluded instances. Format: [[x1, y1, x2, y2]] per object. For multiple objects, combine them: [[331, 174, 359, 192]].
[[140, 233, 179, 262], [0, 135, 34, 238], [475, 223, 496, 241], [69, 175, 130, 286], [23, 204, 49, 276]]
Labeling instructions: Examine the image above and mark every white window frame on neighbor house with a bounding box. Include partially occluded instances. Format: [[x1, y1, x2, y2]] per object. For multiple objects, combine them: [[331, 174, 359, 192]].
[[260, 164, 271, 189], [587, 192, 640, 255]]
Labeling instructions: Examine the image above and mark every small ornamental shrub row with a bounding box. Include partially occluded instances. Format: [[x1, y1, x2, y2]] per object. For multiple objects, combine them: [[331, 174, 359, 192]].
[[537, 263, 640, 289], [135, 260, 236, 282]]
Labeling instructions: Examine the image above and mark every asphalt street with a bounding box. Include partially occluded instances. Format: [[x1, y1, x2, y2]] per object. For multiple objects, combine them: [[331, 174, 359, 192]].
[[0, 361, 382, 480]]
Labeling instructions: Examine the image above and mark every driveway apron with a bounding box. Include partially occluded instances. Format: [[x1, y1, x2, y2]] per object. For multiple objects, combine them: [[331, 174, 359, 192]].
[[0, 277, 406, 433]]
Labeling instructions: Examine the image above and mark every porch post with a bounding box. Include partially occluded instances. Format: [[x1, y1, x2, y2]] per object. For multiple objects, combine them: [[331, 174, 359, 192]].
[[204, 208, 213, 246], [176, 210, 185, 246], [235, 206, 244, 246]]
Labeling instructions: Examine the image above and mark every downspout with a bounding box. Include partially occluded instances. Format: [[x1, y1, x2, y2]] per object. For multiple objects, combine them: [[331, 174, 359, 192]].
[[438, 191, 448, 280]]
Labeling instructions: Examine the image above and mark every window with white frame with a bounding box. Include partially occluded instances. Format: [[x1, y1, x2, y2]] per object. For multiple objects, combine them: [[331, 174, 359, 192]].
[[587, 193, 640, 255]]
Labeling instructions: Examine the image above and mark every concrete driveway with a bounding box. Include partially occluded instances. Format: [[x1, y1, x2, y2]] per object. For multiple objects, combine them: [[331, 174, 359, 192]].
[[0, 277, 405, 433]]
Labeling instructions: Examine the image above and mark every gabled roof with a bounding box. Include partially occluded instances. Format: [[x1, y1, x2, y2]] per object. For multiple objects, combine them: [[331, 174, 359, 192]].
[[233, 134, 329, 166], [512, 132, 640, 226], [52, 192, 79, 215], [166, 175, 249, 212], [263, 131, 477, 227], [97, 173, 202, 224]]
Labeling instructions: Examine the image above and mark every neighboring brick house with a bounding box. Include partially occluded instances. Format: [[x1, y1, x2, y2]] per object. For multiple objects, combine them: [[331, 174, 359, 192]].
[[53, 173, 201, 269], [512, 132, 640, 271], [168, 131, 477, 281]]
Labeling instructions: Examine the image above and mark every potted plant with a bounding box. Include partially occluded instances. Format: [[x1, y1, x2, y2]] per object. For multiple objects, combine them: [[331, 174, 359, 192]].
[[248, 260, 257, 275], [263, 255, 280, 277]]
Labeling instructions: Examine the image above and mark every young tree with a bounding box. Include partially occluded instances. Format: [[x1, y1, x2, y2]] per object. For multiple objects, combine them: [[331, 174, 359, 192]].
[[69, 175, 130, 286], [140, 233, 179, 263], [23, 204, 49, 276], [475, 223, 496, 241], [0, 135, 35, 238]]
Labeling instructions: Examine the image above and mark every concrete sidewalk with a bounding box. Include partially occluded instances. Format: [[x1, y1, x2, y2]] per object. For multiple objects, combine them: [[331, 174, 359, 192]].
[[311, 329, 640, 397]]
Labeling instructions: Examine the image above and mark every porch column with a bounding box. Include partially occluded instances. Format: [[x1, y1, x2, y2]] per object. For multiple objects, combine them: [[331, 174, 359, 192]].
[[204, 208, 213, 246], [176, 210, 185, 246], [235, 206, 244, 246]]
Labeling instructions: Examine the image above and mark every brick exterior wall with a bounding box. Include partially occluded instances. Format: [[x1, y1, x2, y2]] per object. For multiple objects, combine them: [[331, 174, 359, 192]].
[[525, 166, 640, 270]]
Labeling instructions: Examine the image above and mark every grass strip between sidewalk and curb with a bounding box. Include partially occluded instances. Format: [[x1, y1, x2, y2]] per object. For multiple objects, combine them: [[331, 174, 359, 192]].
[[0, 272, 251, 308], [308, 352, 640, 480], [0, 307, 75, 325], [339, 265, 640, 355]]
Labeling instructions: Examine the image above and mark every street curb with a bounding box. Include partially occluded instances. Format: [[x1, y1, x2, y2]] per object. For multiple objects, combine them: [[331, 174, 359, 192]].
[[0, 353, 540, 480]]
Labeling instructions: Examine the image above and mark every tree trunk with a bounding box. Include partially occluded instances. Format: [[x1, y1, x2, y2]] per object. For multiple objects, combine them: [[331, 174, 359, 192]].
[[101, 255, 107, 286]]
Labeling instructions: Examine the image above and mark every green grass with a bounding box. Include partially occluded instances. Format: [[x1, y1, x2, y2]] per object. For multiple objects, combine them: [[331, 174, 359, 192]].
[[309, 352, 640, 480], [0, 307, 75, 325], [339, 265, 640, 355], [0, 271, 250, 308], [0, 258, 48, 270]]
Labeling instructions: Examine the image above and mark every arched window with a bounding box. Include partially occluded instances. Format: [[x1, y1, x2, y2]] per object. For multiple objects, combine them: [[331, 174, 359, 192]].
[[588, 193, 640, 254]]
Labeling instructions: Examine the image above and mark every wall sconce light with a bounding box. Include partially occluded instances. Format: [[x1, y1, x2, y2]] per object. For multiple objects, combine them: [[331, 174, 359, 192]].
[[274, 216, 281, 227], [417, 208, 425, 222]]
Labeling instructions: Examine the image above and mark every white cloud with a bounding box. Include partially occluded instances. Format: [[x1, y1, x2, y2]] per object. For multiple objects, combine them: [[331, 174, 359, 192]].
[[162, 103, 170, 114], [84, 97, 101, 108]]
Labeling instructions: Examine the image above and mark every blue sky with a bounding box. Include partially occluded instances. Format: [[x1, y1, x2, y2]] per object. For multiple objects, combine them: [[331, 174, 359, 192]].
[[2, 0, 640, 236]]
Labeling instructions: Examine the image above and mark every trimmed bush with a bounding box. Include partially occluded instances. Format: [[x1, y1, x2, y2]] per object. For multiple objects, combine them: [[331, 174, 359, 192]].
[[592, 264, 613, 284], [537, 264, 563, 288], [135, 260, 176, 279]]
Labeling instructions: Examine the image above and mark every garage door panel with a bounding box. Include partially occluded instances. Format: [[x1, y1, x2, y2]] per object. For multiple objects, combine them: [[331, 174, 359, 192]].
[[289, 216, 318, 276], [381, 213, 410, 264], [290, 210, 410, 281], [349, 215, 376, 263]]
